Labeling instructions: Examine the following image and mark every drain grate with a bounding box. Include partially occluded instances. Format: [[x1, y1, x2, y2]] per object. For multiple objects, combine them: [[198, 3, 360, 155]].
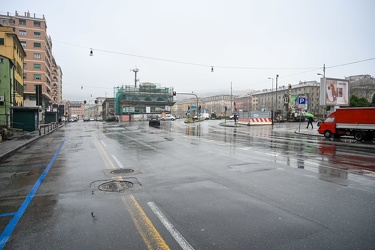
[[98, 180, 133, 192], [110, 169, 134, 174]]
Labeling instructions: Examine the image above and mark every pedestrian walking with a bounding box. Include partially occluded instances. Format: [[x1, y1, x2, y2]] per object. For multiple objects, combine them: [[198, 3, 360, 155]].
[[306, 116, 314, 129]]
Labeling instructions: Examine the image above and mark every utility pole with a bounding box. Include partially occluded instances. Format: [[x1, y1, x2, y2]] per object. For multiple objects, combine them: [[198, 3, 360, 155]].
[[318, 64, 326, 118]]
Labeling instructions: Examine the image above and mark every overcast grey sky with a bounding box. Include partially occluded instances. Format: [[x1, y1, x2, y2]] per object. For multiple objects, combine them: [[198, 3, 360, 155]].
[[3, 0, 375, 101]]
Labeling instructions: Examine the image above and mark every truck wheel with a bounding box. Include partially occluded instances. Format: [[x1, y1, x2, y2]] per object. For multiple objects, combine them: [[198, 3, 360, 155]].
[[354, 131, 364, 141], [324, 130, 332, 138]]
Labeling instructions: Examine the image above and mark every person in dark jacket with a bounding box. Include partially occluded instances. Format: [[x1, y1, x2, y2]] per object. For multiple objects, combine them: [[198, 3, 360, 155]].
[[306, 116, 314, 129]]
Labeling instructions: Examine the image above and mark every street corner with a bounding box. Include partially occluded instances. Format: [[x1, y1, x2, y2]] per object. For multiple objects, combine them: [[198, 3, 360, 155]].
[[219, 121, 242, 127], [294, 126, 322, 136]]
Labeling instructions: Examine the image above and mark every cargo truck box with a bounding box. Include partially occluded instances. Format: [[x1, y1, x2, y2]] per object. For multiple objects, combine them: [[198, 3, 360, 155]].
[[318, 107, 375, 141]]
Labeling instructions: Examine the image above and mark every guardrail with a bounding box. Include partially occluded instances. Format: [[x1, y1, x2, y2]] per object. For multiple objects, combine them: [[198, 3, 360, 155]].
[[38, 122, 59, 136]]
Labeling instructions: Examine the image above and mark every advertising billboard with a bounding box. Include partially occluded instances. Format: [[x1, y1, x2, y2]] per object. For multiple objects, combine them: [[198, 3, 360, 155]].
[[320, 78, 349, 106]]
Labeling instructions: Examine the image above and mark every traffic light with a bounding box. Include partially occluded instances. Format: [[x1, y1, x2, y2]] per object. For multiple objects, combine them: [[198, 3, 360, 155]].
[[95, 100, 98, 104], [173, 91, 176, 96], [225, 106, 227, 111], [198, 105, 201, 110], [84, 100, 86, 104]]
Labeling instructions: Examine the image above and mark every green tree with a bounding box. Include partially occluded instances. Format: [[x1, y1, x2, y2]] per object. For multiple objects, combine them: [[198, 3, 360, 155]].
[[350, 94, 370, 107], [370, 94, 375, 107]]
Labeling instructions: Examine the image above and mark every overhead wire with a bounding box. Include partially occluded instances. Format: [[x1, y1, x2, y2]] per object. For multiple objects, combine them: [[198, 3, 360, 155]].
[[55, 40, 321, 71], [55, 40, 375, 91]]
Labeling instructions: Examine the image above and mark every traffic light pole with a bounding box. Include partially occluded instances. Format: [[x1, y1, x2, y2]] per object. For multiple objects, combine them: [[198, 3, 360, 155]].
[[174, 92, 199, 119]]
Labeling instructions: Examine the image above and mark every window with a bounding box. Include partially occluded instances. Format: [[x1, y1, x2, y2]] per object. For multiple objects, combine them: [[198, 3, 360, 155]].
[[19, 19, 26, 25], [0, 38, 4, 45], [34, 53, 41, 59], [34, 32, 41, 38], [23, 63, 26, 68], [23, 73, 27, 79], [19, 30, 26, 36], [20, 41, 26, 47], [34, 21, 41, 27], [34, 42, 41, 48], [34, 74, 41, 80], [34, 64, 41, 69]]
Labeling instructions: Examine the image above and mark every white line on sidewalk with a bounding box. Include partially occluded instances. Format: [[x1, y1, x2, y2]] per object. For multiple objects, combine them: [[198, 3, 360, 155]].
[[147, 202, 194, 250]]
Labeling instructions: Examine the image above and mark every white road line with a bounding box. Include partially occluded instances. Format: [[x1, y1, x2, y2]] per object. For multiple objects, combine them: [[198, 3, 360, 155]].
[[100, 140, 107, 147], [147, 202, 194, 250], [266, 152, 279, 157], [111, 155, 124, 169]]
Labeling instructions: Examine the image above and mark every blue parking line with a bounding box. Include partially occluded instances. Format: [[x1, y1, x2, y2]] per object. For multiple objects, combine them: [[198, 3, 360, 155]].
[[0, 213, 15, 218], [0, 137, 66, 249]]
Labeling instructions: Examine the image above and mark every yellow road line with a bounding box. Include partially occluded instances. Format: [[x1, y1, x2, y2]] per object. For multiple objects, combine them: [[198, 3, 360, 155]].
[[94, 137, 170, 249], [94, 137, 117, 169], [122, 195, 170, 250]]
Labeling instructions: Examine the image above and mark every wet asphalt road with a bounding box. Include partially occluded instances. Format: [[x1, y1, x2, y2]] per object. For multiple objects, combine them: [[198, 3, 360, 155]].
[[0, 120, 374, 249]]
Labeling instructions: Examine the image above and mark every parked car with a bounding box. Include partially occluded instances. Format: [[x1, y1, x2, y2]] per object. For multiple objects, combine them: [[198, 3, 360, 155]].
[[83, 117, 90, 122], [149, 115, 160, 126], [106, 116, 118, 122], [161, 115, 176, 121]]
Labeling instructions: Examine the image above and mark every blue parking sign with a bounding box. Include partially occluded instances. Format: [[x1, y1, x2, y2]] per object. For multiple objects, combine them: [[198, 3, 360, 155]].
[[298, 97, 306, 104]]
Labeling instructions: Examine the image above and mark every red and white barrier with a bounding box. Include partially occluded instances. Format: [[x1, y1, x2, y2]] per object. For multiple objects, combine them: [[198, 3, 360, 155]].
[[248, 118, 272, 125]]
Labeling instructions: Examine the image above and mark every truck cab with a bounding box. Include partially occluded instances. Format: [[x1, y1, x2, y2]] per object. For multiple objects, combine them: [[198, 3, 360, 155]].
[[318, 115, 336, 138]]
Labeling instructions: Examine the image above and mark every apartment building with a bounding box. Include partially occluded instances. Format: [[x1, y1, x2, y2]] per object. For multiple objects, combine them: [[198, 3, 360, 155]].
[[251, 81, 323, 115], [0, 11, 62, 112], [0, 25, 27, 127]]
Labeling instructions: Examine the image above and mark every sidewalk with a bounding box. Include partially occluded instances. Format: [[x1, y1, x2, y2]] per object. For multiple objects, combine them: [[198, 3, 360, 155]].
[[0, 129, 53, 162]]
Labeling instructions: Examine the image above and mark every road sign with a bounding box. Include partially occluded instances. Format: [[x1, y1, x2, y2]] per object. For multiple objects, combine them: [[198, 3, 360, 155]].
[[298, 97, 306, 105]]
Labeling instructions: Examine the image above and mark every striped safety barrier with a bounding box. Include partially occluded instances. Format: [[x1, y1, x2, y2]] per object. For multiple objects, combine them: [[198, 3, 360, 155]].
[[248, 118, 272, 125]]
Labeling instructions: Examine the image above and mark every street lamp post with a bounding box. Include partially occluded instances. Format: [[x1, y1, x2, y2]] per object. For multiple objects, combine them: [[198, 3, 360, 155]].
[[275, 74, 279, 119], [268, 77, 274, 119], [317, 64, 326, 118]]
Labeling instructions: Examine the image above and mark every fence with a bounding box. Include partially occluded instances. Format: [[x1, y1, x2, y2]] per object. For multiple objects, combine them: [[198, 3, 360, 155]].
[[38, 122, 59, 135]]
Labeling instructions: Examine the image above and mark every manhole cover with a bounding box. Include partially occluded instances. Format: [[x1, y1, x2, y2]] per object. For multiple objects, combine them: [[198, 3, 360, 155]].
[[98, 180, 133, 192], [110, 169, 134, 174]]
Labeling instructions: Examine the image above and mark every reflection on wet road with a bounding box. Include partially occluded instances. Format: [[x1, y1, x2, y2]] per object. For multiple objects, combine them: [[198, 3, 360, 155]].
[[0, 120, 374, 249]]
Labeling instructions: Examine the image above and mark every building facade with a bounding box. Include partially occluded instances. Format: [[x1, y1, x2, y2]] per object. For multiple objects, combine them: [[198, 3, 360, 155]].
[[67, 101, 84, 120], [0, 11, 62, 114], [347, 75, 375, 102], [0, 25, 26, 128], [172, 94, 236, 118], [251, 81, 323, 115]]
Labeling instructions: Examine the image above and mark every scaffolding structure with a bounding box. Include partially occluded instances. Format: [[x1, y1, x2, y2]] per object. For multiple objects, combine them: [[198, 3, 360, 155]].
[[114, 82, 175, 115]]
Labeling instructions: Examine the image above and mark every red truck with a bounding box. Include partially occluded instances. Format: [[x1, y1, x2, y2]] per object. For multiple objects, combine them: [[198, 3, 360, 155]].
[[318, 107, 375, 141]]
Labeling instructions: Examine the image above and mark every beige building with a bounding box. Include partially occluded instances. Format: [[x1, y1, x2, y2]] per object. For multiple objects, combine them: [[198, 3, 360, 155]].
[[172, 94, 235, 118], [251, 81, 323, 115], [0, 11, 62, 111]]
